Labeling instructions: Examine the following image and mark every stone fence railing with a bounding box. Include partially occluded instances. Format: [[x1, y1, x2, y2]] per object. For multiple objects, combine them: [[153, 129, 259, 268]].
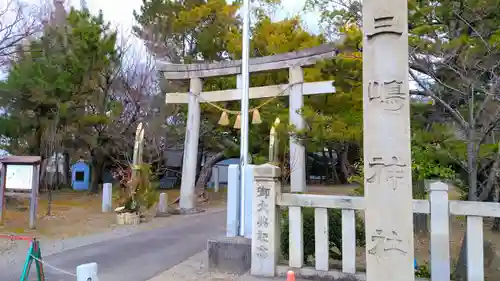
[[250, 164, 500, 281]]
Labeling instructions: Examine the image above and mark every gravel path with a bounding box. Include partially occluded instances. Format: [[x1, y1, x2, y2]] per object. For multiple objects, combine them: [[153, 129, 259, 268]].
[[0, 208, 225, 281]]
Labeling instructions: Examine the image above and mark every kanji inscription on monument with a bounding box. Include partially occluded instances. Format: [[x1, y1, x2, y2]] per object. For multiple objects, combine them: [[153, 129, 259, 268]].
[[368, 229, 408, 256], [363, 0, 415, 279], [366, 156, 406, 190], [365, 7, 404, 38], [367, 80, 407, 111], [251, 164, 280, 276], [257, 184, 270, 198], [254, 183, 270, 259]]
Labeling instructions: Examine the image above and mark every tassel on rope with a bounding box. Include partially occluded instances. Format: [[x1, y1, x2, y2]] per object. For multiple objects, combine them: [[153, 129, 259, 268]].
[[233, 114, 241, 129], [252, 109, 262, 124], [218, 111, 229, 126]]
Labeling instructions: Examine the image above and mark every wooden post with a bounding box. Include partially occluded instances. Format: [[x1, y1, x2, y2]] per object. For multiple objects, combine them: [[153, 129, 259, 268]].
[[29, 164, 39, 229], [251, 164, 280, 277], [76, 263, 98, 281], [362, 0, 415, 280], [102, 183, 112, 213], [179, 77, 202, 210], [429, 181, 450, 281]]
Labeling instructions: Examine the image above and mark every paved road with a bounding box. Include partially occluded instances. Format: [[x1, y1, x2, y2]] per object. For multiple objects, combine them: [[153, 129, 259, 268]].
[[2, 210, 226, 281]]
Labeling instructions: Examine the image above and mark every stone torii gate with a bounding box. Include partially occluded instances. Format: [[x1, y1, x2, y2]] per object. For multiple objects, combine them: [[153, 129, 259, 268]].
[[155, 44, 339, 211]]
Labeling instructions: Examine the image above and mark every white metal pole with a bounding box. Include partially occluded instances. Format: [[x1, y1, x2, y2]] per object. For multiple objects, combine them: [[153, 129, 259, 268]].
[[239, 0, 251, 236]]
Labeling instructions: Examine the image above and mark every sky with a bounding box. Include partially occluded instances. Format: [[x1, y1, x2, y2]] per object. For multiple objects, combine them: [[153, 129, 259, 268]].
[[78, 0, 319, 32], [0, 0, 320, 78], [76, 0, 320, 53]]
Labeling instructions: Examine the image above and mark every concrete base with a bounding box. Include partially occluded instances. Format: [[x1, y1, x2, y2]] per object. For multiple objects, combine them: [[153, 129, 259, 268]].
[[207, 236, 251, 275]]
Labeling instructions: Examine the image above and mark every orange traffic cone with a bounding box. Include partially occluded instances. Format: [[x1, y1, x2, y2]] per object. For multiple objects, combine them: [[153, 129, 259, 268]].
[[286, 270, 296, 281]]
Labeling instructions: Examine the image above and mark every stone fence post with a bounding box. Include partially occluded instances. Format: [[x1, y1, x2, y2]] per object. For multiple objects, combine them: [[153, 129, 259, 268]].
[[212, 166, 220, 192], [429, 181, 450, 281], [102, 183, 112, 213], [76, 262, 98, 281], [251, 164, 281, 277], [227, 164, 240, 237]]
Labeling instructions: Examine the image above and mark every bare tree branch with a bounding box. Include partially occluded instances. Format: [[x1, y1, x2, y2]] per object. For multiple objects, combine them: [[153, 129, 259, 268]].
[[0, 0, 41, 68]]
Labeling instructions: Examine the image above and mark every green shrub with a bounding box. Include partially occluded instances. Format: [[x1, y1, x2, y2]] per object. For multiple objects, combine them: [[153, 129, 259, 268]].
[[280, 207, 365, 264], [134, 164, 158, 210], [415, 263, 431, 278]]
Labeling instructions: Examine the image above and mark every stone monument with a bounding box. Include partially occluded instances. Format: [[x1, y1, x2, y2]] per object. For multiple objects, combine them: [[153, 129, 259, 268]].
[[362, 1, 415, 280]]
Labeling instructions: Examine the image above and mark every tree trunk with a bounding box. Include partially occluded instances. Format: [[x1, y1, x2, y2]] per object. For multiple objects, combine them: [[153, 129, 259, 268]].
[[47, 153, 60, 216], [467, 134, 478, 200], [493, 216, 500, 232], [339, 144, 353, 183], [453, 234, 468, 281], [90, 152, 105, 193], [194, 151, 226, 200], [328, 147, 341, 184], [39, 158, 48, 192], [322, 150, 328, 184], [196, 146, 204, 181], [63, 151, 71, 186], [491, 182, 500, 231], [453, 132, 480, 280]]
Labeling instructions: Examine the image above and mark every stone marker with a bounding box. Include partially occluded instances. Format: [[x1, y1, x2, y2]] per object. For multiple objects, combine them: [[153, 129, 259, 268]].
[[156, 192, 169, 217], [102, 183, 112, 213], [250, 164, 280, 277], [362, 0, 415, 280], [76, 262, 98, 281], [212, 166, 220, 193]]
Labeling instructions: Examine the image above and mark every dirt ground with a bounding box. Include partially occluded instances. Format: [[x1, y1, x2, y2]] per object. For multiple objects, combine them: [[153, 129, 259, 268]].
[[0, 187, 227, 240], [301, 184, 500, 279]]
